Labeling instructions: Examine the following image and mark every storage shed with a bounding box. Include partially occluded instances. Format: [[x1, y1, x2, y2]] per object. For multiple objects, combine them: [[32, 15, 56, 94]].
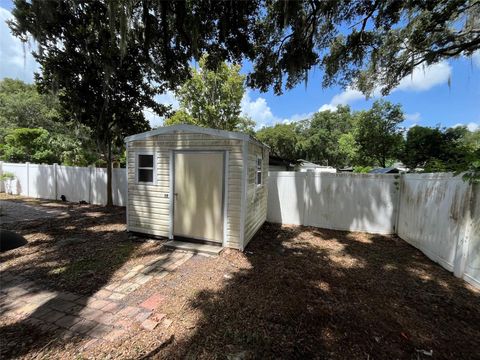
[[125, 125, 269, 251]]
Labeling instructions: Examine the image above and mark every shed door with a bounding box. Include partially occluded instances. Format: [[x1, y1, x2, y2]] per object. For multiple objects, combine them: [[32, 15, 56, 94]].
[[173, 152, 224, 243]]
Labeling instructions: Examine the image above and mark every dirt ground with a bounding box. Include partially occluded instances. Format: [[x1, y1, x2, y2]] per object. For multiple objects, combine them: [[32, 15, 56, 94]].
[[1, 195, 479, 359]]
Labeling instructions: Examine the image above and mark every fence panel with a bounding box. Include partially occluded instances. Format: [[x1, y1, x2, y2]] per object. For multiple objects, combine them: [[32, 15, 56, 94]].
[[304, 173, 398, 234], [1, 162, 478, 288], [56, 165, 91, 203], [28, 164, 56, 199], [465, 188, 480, 287], [2, 162, 29, 196], [1, 162, 127, 206], [112, 168, 127, 206], [267, 172, 305, 225], [267, 172, 399, 234], [398, 174, 478, 287], [91, 167, 107, 205]]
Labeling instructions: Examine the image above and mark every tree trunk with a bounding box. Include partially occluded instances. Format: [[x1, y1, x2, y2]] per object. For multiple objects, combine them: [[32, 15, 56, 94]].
[[106, 140, 113, 207]]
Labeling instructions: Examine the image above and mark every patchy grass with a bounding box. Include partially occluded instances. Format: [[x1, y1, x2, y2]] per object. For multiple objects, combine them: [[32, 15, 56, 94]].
[[1, 198, 479, 359], [48, 243, 135, 282], [0, 198, 165, 294]]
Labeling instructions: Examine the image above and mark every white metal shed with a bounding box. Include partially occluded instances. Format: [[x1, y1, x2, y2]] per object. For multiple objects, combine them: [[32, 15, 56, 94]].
[[124, 125, 269, 250]]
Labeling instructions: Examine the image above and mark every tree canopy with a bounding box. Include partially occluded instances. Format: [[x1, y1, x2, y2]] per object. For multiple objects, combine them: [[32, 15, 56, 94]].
[[248, 0, 480, 95], [401, 125, 479, 172], [354, 100, 404, 168], [297, 106, 355, 167], [0, 79, 60, 140], [12, 1, 479, 100], [7, 0, 479, 183], [256, 123, 301, 161], [257, 100, 479, 173], [9, 0, 264, 205], [0, 128, 56, 164], [165, 55, 254, 132], [0, 79, 98, 166]]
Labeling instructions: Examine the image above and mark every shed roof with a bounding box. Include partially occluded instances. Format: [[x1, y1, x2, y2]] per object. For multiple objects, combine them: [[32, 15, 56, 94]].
[[125, 124, 268, 148]]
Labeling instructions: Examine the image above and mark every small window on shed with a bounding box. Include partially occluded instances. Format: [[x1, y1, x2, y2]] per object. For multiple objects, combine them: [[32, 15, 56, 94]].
[[256, 155, 263, 186], [137, 154, 154, 183]]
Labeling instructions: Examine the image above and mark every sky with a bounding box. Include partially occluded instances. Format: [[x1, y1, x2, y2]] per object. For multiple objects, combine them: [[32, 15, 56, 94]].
[[1, 2, 479, 132]]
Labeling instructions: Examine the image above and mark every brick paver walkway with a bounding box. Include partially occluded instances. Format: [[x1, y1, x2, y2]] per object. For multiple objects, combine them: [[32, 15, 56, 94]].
[[0, 250, 193, 348]]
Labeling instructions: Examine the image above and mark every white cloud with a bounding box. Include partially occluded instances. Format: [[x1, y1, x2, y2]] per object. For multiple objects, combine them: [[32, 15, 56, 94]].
[[143, 108, 162, 128], [396, 62, 451, 92], [154, 90, 179, 110], [318, 104, 338, 112], [453, 122, 479, 132], [241, 91, 278, 127], [0, 7, 40, 82], [317, 87, 365, 112], [318, 61, 452, 111], [405, 112, 421, 122], [282, 112, 313, 123], [330, 87, 365, 106], [144, 90, 180, 128], [471, 51, 480, 68], [241, 90, 314, 128]]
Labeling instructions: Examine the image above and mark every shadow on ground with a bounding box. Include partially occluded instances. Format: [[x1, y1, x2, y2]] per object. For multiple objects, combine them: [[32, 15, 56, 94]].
[[0, 198, 176, 358], [153, 223, 480, 360]]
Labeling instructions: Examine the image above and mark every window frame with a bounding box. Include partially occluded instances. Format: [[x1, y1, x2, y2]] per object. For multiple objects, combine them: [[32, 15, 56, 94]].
[[136, 152, 156, 185], [256, 154, 263, 187]]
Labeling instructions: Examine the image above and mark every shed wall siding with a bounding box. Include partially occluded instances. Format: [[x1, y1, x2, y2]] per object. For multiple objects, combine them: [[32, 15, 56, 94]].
[[244, 142, 269, 246], [127, 132, 244, 249]]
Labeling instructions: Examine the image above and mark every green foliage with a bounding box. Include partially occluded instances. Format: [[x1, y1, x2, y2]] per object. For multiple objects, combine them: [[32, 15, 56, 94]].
[[297, 106, 355, 167], [461, 159, 480, 184], [355, 100, 404, 168], [164, 110, 197, 127], [256, 123, 300, 160], [0, 128, 56, 163], [0, 79, 99, 166], [338, 132, 359, 166], [10, 0, 173, 204], [0, 78, 60, 141], [247, 1, 480, 96], [401, 126, 443, 170], [402, 125, 478, 174], [353, 166, 373, 174], [11, 1, 478, 101], [236, 117, 257, 137], [169, 55, 254, 132], [0, 172, 15, 181]]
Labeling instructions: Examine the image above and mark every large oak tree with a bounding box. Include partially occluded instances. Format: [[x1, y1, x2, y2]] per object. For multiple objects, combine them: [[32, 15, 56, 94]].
[[9, 0, 480, 203], [9, 0, 259, 205]]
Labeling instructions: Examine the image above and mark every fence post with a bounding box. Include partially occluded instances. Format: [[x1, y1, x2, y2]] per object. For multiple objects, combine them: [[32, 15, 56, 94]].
[[26, 162, 30, 197], [0, 161, 3, 193], [394, 173, 404, 234], [53, 163, 58, 200], [89, 165, 94, 204], [302, 172, 311, 226]]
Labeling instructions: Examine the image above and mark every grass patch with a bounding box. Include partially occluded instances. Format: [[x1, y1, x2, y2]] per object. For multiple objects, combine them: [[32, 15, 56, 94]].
[[48, 243, 136, 290]]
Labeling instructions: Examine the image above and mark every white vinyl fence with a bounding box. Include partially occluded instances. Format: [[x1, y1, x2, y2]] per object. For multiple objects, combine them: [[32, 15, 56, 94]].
[[267, 172, 479, 288], [0, 162, 126, 206], [397, 174, 479, 289], [1, 162, 478, 288], [267, 172, 400, 234]]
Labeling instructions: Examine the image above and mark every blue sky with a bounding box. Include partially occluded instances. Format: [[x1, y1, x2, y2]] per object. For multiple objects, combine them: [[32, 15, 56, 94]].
[[1, 1, 479, 131]]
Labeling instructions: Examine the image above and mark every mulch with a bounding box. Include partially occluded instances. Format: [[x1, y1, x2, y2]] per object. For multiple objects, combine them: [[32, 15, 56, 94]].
[[1, 198, 479, 359]]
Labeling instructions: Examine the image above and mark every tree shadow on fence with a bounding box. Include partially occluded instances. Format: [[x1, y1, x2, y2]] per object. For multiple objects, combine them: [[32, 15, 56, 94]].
[[153, 223, 480, 359]]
